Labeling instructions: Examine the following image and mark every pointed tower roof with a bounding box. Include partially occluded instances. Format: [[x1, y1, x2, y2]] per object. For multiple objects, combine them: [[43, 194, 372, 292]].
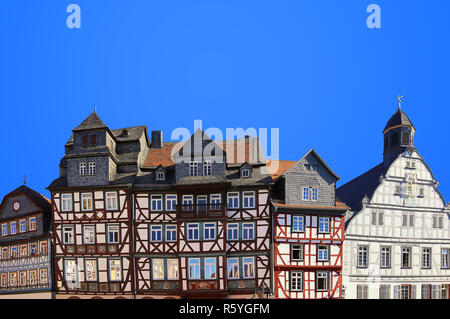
[[73, 110, 108, 132], [383, 96, 415, 133]]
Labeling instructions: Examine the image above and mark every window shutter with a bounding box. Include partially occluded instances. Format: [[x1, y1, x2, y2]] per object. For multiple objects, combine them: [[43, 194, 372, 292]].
[[411, 285, 416, 299], [439, 216, 443, 229], [433, 215, 437, 228], [378, 212, 384, 225], [409, 215, 415, 227], [83, 136, 88, 145], [394, 285, 400, 299], [402, 215, 408, 227], [371, 212, 377, 225], [91, 135, 96, 145]]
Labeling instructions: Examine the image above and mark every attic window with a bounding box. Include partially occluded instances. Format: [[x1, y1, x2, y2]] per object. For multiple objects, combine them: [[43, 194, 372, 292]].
[[304, 164, 311, 171], [122, 129, 129, 137], [90, 135, 96, 145], [83, 136, 88, 146], [156, 171, 165, 181], [241, 169, 250, 178]]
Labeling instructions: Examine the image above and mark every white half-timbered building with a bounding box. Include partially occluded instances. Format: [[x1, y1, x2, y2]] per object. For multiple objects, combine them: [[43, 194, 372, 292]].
[[337, 103, 450, 299]]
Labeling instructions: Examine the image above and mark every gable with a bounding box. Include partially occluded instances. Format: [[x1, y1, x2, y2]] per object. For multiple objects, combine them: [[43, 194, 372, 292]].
[[0, 194, 42, 221]]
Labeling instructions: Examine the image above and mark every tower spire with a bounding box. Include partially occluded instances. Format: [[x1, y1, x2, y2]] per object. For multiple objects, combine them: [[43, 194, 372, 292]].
[[397, 95, 403, 112], [94, 104, 97, 113]]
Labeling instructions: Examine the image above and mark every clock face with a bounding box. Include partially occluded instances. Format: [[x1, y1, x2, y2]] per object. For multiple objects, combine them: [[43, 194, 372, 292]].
[[12, 201, 21, 211]]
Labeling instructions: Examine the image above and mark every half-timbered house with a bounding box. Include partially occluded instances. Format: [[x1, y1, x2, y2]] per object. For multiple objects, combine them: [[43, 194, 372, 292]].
[[133, 130, 273, 299], [268, 150, 348, 299], [0, 185, 53, 298], [47, 111, 151, 299]]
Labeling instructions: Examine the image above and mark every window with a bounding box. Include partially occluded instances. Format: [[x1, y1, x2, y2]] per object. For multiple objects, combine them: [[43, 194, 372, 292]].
[[39, 241, 48, 255], [10, 222, 16, 235], [204, 223, 216, 240], [422, 248, 432, 269], [182, 195, 194, 211], [156, 171, 165, 181], [81, 193, 93, 211], [85, 259, 97, 281], [203, 161, 212, 176], [371, 212, 377, 225], [150, 225, 162, 242], [227, 192, 239, 209], [29, 217, 36, 231], [227, 223, 239, 240], [187, 224, 199, 241], [241, 169, 250, 178], [19, 220, 26, 233], [379, 285, 391, 299], [358, 246, 368, 268], [204, 258, 216, 279], [409, 214, 415, 227], [317, 245, 329, 261], [379, 212, 384, 225], [29, 269, 37, 285], [166, 195, 177, 211], [79, 162, 87, 176], [311, 188, 319, 201], [165, 225, 177, 242], [151, 195, 163, 211], [9, 272, 17, 287], [304, 164, 311, 171], [292, 215, 304, 232], [30, 243, 37, 256], [242, 191, 255, 209], [290, 271, 303, 292], [107, 225, 120, 244], [39, 269, 48, 284], [109, 259, 122, 281], [10, 246, 18, 258], [62, 226, 74, 244], [152, 259, 164, 280], [61, 193, 73, 212], [1, 247, 8, 259], [90, 134, 97, 145], [167, 259, 179, 280], [433, 215, 444, 229], [88, 162, 96, 175], [1, 224, 7, 237], [395, 285, 415, 299], [83, 225, 96, 244], [242, 223, 255, 240], [316, 271, 328, 291], [302, 187, 309, 200], [227, 258, 239, 279], [381, 247, 391, 268], [357, 285, 368, 299], [1, 273, 7, 287], [442, 248, 450, 269], [20, 244, 27, 257], [318, 217, 330, 233], [64, 259, 77, 282], [210, 194, 221, 211], [105, 192, 118, 210], [291, 244, 304, 261], [402, 247, 411, 268], [188, 258, 201, 279], [189, 161, 198, 176], [243, 257, 255, 278]]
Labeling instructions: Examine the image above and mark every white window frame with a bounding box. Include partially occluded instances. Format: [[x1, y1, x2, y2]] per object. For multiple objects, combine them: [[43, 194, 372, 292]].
[[422, 248, 432, 269], [1, 224, 7, 237], [188, 258, 201, 280], [227, 192, 240, 209], [302, 187, 309, 200], [358, 246, 368, 268], [64, 259, 78, 282], [292, 215, 305, 232], [83, 225, 96, 244], [242, 257, 255, 279], [151, 194, 163, 211], [442, 248, 450, 269], [242, 223, 255, 240], [150, 225, 163, 242], [81, 193, 93, 211], [167, 259, 179, 280], [318, 217, 330, 233], [204, 258, 217, 279], [203, 160, 212, 176], [28, 217, 36, 231], [61, 193, 73, 212], [19, 219, 26, 233], [88, 162, 96, 176], [165, 195, 177, 211], [62, 226, 74, 244], [189, 161, 198, 176], [152, 259, 164, 280], [241, 169, 250, 178], [317, 245, 329, 262], [79, 162, 87, 176], [291, 244, 304, 262], [227, 223, 239, 241], [380, 246, 391, 268], [109, 259, 122, 281], [204, 223, 216, 240], [290, 271, 303, 292], [182, 195, 194, 211], [227, 258, 239, 279], [316, 271, 328, 292], [165, 225, 177, 242], [10, 221, 16, 235], [107, 224, 120, 244], [186, 223, 199, 241], [156, 171, 165, 181], [105, 191, 118, 211], [242, 191, 255, 209], [85, 259, 98, 282]]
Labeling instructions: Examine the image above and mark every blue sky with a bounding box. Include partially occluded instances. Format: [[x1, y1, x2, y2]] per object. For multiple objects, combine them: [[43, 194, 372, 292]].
[[0, 1, 449, 202]]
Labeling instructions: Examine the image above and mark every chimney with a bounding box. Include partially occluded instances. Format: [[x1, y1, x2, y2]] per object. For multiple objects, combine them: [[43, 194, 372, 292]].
[[151, 131, 163, 149], [245, 135, 250, 163]]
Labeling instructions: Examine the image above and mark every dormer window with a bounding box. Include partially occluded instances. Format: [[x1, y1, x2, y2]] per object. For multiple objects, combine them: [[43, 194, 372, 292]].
[[156, 171, 165, 181], [302, 187, 319, 201], [203, 161, 212, 176], [88, 162, 96, 175], [189, 161, 198, 176], [79, 162, 87, 176], [241, 169, 250, 178]]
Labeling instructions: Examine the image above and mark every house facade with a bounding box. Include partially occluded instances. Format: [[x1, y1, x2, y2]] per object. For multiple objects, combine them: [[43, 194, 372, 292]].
[[0, 185, 53, 299], [337, 104, 450, 299], [268, 150, 348, 299]]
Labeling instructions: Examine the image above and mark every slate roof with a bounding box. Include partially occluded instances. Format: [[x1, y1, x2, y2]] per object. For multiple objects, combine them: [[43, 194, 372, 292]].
[[272, 200, 349, 211], [73, 112, 108, 132], [336, 163, 383, 213], [383, 107, 415, 133], [176, 175, 228, 186]]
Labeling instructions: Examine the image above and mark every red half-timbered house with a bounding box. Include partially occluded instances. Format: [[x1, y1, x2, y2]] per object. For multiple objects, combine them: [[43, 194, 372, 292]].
[[268, 150, 348, 299]]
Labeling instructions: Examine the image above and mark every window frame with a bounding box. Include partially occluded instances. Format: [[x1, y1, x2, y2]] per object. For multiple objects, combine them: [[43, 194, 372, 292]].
[[227, 192, 240, 209], [290, 271, 303, 292], [242, 256, 255, 279], [107, 224, 120, 244], [292, 215, 305, 233], [62, 225, 75, 245], [61, 193, 73, 212], [242, 191, 255, 209], [186, 223, 200, 241], [227, 257, 240, 279], [105, 191, 118, 211], [291, 244, 304, 262], [82, 225, 96, 244], [316, 271, 329, 292], [227, 223, 239, 241], [318, 217, 330, 234], [81, 192, 93, 211], [150, 225, 163, 242], [108, 259, 123, 282], [242, 222, 255, 241], [165, 194, 177, 211], [150, 194, 163, 212]]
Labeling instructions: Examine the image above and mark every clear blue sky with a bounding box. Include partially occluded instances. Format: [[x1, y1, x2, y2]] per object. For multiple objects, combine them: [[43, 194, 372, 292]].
[[0, 1, 449, 203]]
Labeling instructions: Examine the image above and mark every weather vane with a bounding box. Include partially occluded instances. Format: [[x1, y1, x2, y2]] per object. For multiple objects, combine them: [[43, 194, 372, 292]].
[[397, 95, 403, 111]]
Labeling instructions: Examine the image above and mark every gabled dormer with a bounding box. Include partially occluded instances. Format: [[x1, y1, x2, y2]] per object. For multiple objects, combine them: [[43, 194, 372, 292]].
[[155, 166, 166, 181], [239, 163, 252, 178], [281, 149, 340, 206], [173, 129, 226, 182]]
